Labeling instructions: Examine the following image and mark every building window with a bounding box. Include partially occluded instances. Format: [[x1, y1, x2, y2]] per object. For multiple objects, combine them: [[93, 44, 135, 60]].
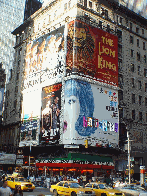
[[130, 35, 133, 44], [99, 21, 102, 29], [131, 63, 134, 72], [144, 69, 147, 77], [137, 39, 139, 47], [89, 1, 92, 8], [120, 17, 123, 24], [139, 112, 142, 121], [14, 100, 17, 109], [138, 80, 142, 89], [64, 3, 67, 10], [131, 49, 134, 57], [16, 73, 19, 80], [146, 113, 147, 122], [132, 110, 135, 120], [84, 0, 87, 7], [107, 24, 110, 33], [137, 52, 140, 61], [145, 83, 147, 92], [132, 94, 135, 103], [145, 98, 147, 106], [136, 27, 139, 34], [138, 66, 141, 75], [142, 29, 144, 35], [117, 30, 122, 42], [15, 86, 18, 93], [139, 95, 142, 105], [130, 22, 132, 31], [131, 78, 135, 87], [18, 48, 22, 55], [143, 42, 146, 50], [144, 55, 146, 63]]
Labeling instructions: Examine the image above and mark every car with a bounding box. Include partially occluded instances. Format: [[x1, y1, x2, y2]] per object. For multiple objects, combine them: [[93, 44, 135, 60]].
[[50, 181, 96, 196], [6, 176, 35, 192], [85, 182, 125, 196], [115, 184, 147, 196]]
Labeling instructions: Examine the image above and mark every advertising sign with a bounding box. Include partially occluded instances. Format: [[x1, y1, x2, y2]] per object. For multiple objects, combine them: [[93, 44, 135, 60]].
[[63, 79, 119, 147], [41, 83, 62, 144], [0, 153, 16, 164], [24, 26, 64, 89], [66, 20, 118, 86], [0, 88, 4, 116]]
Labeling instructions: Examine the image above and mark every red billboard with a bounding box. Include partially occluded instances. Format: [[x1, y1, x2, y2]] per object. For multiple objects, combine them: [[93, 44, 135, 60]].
[[66, 20, 118, 86]]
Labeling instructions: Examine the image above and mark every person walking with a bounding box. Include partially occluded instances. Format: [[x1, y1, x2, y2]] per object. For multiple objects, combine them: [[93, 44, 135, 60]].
[[13, 185, 23, 196], [0, 180, 13, 196]]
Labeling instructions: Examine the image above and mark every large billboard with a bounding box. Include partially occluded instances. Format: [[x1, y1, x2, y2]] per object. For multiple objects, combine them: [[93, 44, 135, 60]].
[[24, 26, 64, 89], [63, 79, 119, 148], [66, 20, 118, 86], [41, 83, 62, 144]]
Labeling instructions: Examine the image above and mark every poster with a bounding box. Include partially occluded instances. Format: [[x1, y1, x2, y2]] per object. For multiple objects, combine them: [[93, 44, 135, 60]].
[[24, 26, 65, 89], [0, 88, 4, 116], [66, 20, 118, 86], [41, 83, 62, 144], [63, 79, 119, 148]]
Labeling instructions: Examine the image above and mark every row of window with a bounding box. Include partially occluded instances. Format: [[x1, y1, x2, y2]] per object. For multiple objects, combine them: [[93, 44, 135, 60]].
[[130, 50, 146, 63], [131, 80, 147, 91], [132, 94, 147, 105], [132, 110, 147, 122], [130, 65, 147, 75], [130, 35, 146, 50]]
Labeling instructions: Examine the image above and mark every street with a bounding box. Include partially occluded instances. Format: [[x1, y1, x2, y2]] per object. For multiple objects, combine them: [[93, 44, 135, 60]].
[[22, 187, 53, 196]]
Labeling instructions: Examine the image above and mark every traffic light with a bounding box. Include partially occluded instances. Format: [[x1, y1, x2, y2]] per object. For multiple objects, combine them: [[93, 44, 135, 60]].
[[84, 139, 88, 148]]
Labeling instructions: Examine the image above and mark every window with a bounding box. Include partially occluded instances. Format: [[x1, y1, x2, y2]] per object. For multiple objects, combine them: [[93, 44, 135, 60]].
[[131, 63, 134, 72], [139, 95, 142, 105], [144, 55, 146, 63], [145, 98, 147, 106], [144, 69, 147, 77], [16, 73, 19, 80], [139, 112, 142, 121], [100, 7, 108, 19], [132, 110, 135, 120], [137, 52, 140, 61], [138, 80, 142, 89], [15, 86, 18, 93], [18, 48, 22, 55], [138, 66, 141, 75], [146, 113, 147, 122], [117, 30, 122, 42], [99, 21, 102, 29], [107, 24, 110, 33], [86, 184, 93, 188], [143, 42, 146, 50], [131, 78, 135, 87], [84, 0, 87, 7], [137, 39, 139, 47], [58, 182, 64, 186], [89, 1, 92, 8], [130, 22, 132, 31], [14, 100, 17, 109], [118, 44, 122, 53], [142, 29, 144, 35], [120, 17, 123, 24], [131, 49, 134, 57], [132, 94, 135, 103], [130, 35, 133, 44], [64, 183, 68, 187], [136, 27, 139, 34], [64, 3, 67, 10], [145, 83, 147, 92]]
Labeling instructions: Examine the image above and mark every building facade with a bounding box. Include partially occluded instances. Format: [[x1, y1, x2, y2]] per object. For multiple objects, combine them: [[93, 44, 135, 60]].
[[4, 0, 147, 180]]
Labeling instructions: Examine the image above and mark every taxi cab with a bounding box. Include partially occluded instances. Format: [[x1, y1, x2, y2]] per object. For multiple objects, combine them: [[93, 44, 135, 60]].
[[6, 176, 35, 192], [50, 181, 96, 196], [85, 182, 125, 196]]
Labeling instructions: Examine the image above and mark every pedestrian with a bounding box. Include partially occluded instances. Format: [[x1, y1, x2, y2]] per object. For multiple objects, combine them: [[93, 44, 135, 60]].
[[0, 180, 13, 196], [13, 185, 23, 196]]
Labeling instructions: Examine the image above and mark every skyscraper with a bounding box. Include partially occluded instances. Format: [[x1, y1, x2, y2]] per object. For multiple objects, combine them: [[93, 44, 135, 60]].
[[0, 0, 26, 83]]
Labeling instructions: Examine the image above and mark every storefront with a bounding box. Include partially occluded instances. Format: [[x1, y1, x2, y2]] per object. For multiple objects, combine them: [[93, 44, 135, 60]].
[[36, 153, 114, 177]]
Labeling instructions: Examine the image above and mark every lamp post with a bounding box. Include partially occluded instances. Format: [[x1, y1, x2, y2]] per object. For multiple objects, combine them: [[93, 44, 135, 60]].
[[28, 144, 31, 177]]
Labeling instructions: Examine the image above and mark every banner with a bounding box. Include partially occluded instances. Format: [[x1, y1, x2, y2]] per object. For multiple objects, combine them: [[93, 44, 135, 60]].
[[41, 83, 62, 144], [24, 26, 64, 89], [0, 88, 4, 116], [66, 20, 118, 86], [63, 79, 119, 147]]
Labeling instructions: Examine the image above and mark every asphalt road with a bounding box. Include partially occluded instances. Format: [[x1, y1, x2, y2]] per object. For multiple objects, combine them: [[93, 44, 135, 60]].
[[22, 187, 53, 196]]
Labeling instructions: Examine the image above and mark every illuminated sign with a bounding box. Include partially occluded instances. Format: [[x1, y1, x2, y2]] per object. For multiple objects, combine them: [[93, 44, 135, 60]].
[[66, 20, 118, 86]]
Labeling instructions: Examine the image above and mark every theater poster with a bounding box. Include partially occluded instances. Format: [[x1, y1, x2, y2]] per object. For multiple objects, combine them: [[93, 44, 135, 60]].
[[41, 83, 62, 144], [19, 90, 41, 147], [63, 79, 119, 148], [66, 20, 118, 86]]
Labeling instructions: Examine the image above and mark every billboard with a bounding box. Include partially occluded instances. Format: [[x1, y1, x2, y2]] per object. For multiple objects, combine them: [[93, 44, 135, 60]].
[[66, 20, 118, 86], [20, 90, 41, 147], [119, 0, 147, 19], [24, 26, 64, 89], [41, 83, 62, 144], [0, 88, 4, 116], [63, 79, 119, 148]]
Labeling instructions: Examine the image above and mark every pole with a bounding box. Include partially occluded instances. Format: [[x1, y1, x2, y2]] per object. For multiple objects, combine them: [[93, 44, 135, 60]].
[[127, 131, 131, 184], [28, 144, 31, 178]]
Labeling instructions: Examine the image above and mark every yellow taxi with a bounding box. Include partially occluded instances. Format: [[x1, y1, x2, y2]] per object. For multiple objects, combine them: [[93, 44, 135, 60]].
[[85, 182, 125, 196], [50, 181, 96, 196], [6, 176, 35, 192]]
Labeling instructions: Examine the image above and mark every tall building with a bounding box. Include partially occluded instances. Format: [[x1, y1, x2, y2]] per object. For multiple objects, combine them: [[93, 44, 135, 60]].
[[0, 0, 26, 83], [4, 0, 147, 180]]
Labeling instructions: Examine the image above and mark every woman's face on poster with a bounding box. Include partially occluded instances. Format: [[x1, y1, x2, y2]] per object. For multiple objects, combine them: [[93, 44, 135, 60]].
[[64, 95, 80, 130]]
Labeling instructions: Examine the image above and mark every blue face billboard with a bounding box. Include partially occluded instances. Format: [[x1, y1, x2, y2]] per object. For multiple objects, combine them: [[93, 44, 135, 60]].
[[63, 79, 119, 148]]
